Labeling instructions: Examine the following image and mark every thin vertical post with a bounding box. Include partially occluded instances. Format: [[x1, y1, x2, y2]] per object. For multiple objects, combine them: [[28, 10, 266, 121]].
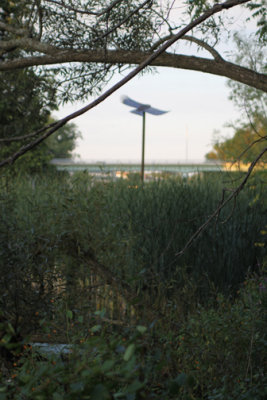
[[186, 125, 188, 162], [141, 111, 146, 182]]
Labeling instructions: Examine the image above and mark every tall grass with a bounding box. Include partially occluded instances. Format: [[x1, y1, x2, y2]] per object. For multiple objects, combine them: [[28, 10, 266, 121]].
[[0, 172, 266, 331], [98, 174, 266, 294]]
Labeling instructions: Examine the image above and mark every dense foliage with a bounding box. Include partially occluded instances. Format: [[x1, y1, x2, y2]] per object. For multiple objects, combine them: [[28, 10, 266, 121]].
[[1, 275, 266, 399], [0, 172, 266, 398], [1, 0, 266, 102], [1, 1, 266, 170], [0, 173, 266, 325], [205, 116, 267, 162], [206, 34, 267, 163], [0, 69, 81, 173]]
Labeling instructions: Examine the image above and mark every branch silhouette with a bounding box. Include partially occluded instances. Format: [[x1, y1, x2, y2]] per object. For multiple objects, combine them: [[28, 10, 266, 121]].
[[176, 146, 267, 257], [0, 0, 249, 168]]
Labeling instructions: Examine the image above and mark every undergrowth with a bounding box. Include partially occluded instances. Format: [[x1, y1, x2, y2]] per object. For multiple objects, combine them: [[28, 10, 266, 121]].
[[0, 171, 266, 398]]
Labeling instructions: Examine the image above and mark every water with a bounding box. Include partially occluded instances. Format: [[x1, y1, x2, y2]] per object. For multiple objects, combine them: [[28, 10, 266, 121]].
[[31, 342, 73, 356], [53, 162, 223, 175]]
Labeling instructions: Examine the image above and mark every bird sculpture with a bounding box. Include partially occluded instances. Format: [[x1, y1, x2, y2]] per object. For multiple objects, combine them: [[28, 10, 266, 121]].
[[121, 95, 168, 116], [121, 95, 169, 182]]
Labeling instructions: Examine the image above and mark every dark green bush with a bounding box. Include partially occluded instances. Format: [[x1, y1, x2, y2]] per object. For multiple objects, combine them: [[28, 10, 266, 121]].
[[1, 268, 266, 399]]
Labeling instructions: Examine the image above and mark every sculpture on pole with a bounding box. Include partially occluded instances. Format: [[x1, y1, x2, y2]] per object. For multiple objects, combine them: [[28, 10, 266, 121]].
[[121, 96, 168, 182]]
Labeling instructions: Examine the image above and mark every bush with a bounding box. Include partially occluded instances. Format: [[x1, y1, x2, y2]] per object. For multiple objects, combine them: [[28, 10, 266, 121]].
[[1, 269, 266, 399], [164, 268, 267, 399]]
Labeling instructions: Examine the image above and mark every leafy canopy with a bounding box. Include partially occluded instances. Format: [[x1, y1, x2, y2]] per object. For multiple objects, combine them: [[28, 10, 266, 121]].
[[1, 1, 266, 103], [0, 69, 81, 173], [205, 117, 267, 162]]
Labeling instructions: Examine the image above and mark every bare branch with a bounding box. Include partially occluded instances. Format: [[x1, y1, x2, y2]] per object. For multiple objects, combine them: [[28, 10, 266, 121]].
[[0, 122, 58, 143], [229, 135, 267, 165], [99, 0, 153, 41], [151, 34, 225, 61], [37, 1, 43, 40], [243, 100, 267, 139], [0, 36, 63, 54], [182, 35, 224, 61], [44, 0, 124, 17], [0, 21, 29, 36], [176, 146, 267, 257], [150, 33, 173, 51]]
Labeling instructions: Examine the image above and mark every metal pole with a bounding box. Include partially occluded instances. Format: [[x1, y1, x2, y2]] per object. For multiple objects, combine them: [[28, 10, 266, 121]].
[[186, 125, 188, 162], [141, 111, 146, 182]]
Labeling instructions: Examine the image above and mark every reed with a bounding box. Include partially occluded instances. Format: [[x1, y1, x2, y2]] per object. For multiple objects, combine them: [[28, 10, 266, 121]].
[[0, 171, 266, 331]]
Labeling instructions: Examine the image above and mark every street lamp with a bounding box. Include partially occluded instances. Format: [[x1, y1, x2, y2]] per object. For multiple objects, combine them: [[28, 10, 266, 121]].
[[121, 96, 168, 182]]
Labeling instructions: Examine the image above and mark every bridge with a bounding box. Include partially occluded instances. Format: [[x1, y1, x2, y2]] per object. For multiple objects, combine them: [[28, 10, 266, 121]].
[[51, 159, 266, 178]]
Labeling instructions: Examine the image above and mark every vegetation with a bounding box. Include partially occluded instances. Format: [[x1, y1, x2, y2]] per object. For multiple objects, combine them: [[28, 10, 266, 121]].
[[0, 172, 266, 398], [0, 1, 266, 169], [0, 69, 81, 174], [205, 116, 267, 162], [206, 34, 266, 164], [1, 0, 266, 95], [0, 2, 266, 398]]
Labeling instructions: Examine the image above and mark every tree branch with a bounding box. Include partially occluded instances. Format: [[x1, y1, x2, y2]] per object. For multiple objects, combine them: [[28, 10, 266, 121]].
[[182, 35, 224, 61], [99, 0, 153, 41], [229, 135, 267, 164], [150, 33, 173, 51], [1, 2, 263, 92], [0, 0, 253, 169], [151, 34, 225, 60], [0, 36, 63, 54], [176, 146, 267, 257], [0, 0, 153, 55], [0, 48, 264, 92], [43, 0, 124, 17], [0, 122, 58, 143], [0, 21, 29, 36]]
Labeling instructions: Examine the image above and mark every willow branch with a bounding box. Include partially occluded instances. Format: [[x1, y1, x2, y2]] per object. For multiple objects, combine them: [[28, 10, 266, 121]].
[[43, 0, 124, 16], [0, 0, 251, 168], [0, 21, 29, 36], [99, 0, 153, 41], [182, 35, 224, 61], [0, 122, 58, 143], [151, 34, 224, 60]]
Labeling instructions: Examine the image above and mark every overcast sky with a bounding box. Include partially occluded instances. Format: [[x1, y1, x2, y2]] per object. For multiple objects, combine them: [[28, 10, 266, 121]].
[[53, 4, 253, 164]]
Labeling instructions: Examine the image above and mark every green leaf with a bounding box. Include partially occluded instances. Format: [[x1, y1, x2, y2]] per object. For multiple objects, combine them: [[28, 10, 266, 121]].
[[102, 359, 116, 373], [70, 382, 85, 393], [66, 310, 73, 320], [94, 309, 106, 317], [7, 322, 15, 335], [123, 344, 135, 362], [53, 393, 63, 400], [126, 379, 144, 393], [136, 325, 147, 334], [90, 384, 111, 400], [91, 325, 101, 333], [18, 374, 32, 384]]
